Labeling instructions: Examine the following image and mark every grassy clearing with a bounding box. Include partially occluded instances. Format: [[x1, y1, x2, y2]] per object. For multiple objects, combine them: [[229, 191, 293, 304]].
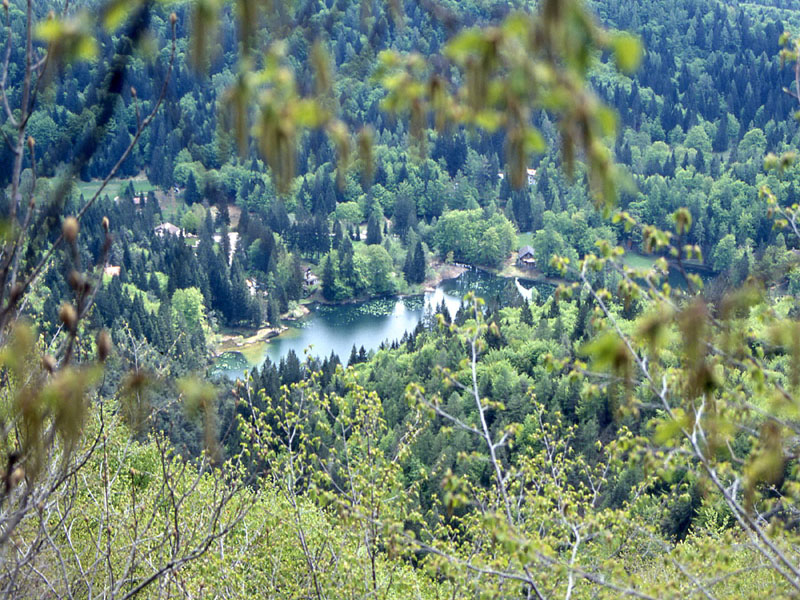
[[154, 190, 183, 222], [74, 177, 155, 200], [622, 252, 656, 269], [516, 232, 535, 247]]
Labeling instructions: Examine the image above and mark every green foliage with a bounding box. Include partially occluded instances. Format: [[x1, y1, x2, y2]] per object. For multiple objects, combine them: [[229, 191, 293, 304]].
[[172, 286, 205, 331], [434, 209, 515, 267], [6, 0, 800, 598]]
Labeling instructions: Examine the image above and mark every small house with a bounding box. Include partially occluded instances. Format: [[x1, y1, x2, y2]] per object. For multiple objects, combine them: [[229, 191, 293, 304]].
[[517, 245, 536, 268], [305, 268, 319, 286], [154, 222, 182, 237]]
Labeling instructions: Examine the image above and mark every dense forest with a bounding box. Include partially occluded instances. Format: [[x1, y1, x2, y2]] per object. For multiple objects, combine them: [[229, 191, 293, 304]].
[[0, 0, 800, 597]]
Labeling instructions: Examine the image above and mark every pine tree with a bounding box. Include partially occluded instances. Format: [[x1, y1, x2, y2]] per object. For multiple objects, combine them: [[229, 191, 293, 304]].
[[402, 247, 414, 284], [694, 149, 706, 172], [392, 195, 417, 238], [280, 350, 302, 386], [314, 215, 330, 257], [149, 272, 161, 295], [712, 119, 729, 152], [520, 300, 534, 326], [185, 171, 200, 206], [267, 297, 281, 326], [348, 344, 358, 365], [663, 151, 676, 177], [332, 219, 343, 249], [511, 191, 534, 231], [321, 254, 337, 300], [286, 254, 304, 301], [548, 297, 560, 318], [437, 299, 451, 325], [237, 207, 250, 233], [411, 239, 426, 284], [339, 236, 356, 291], [221, 224, 232, 264], [366, 213, 382, 245]]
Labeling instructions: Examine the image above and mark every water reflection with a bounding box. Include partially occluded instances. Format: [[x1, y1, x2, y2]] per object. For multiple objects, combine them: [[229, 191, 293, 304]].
[[213, 269, 554, 379]]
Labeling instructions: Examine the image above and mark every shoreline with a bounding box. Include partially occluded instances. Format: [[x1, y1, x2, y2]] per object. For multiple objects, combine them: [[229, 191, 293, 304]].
[[214, 325, 286, 357], [212, 262, 471, 358], [421, 261, 469, 290], [212, 261, 561, 360], [308, 261, 470, 306]]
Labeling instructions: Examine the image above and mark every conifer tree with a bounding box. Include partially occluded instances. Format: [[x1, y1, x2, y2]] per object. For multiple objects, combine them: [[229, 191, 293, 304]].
[[520, 300, 534, 326], [280, 350, 302, 385], [713, 119, 729, 151], [410, 239, 426, 284], [267, 297, 281, 326], [694, 148, 705, 171], [237, 207, 250, 233], [339, 236, 356, 291], [348, 344, 359, 366], [332, 219, 343, 249], [402, 247, 414, 284], [185, 171, 200, 206], [366, 213, 383, 245], [321, 254, 337, 300]]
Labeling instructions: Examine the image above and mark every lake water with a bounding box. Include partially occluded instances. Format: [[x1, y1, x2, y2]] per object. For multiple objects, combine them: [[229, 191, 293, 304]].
[[212, 270, 554, 379]]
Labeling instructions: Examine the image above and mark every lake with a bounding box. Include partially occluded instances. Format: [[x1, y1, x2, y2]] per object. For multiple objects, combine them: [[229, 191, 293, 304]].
[[212, 269, 554, 379]]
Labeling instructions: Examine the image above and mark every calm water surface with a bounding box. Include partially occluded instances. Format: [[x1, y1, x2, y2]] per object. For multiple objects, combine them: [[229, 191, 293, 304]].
[[213, 270, 553, 379]]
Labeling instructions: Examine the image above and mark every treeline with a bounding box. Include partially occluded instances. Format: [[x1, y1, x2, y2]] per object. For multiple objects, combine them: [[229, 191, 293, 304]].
[[5, 0, 800, 301], [594, 0, 800, 273]]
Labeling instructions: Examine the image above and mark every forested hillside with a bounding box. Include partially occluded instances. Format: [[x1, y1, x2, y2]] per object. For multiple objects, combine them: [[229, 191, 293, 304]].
[[5, 0, 799, 323], [1, 0, 800, 597]]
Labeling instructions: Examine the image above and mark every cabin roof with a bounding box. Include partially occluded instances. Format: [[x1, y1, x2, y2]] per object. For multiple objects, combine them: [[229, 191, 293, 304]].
[[154, 222, 182, 236]]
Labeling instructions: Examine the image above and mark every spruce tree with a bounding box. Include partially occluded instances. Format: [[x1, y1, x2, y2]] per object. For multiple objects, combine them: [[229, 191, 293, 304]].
[[548, 297, 560, 318], [694, 149, 706, 171], [520, 300, 534, 326], [280, 350, 302, 386], [402, 247, 415, 284], [185, 171, 200, 206], [411, 239, 426, 284], [237, 207, 250, 233], [149, 272, 161, 295], [321, 254, 337, 300], [339, 236, 355, 291], [713, 119, 729, 152], [314, 215, 330, 257], [267, 297, 281, 326], [366, 213, 382, 245], [332, 219, 343, 249]]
